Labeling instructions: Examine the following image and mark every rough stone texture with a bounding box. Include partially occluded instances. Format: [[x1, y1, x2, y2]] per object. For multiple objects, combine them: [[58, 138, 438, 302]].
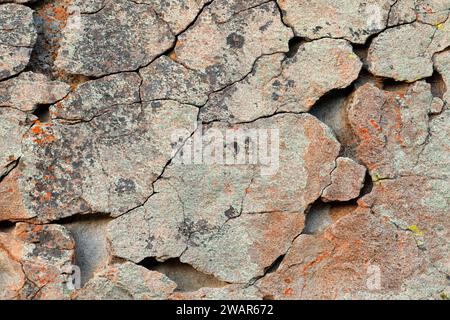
[[55, 0, 175, 76], [0, 109, 29, 179], [0, 72, 198, 223], [200, 39, 362, 123], [74, 262, 177, 300], [368, 20, 450, 81], [434, 50, 450, 103], [1, 0, 449, 301], [279, 0, 392, 44], [322, 157, 366, 202], [0, 72, 70, 112], [108, 114, 340, 283], [173, 1, 293, 91], [0, 4, 37, 80], [139, 56, 211, 106], [388, 0, 450, 26], [345, 82, 450, 277], [256, 208, 446, 299], [347, 81, 446, 179], [170, 284, 263, 300], [137, 0, 210, 34], [0, 223, 75, 299]]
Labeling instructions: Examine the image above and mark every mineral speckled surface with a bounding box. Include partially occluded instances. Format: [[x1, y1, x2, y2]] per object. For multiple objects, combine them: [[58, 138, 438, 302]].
[[0, 0, 449, 300]]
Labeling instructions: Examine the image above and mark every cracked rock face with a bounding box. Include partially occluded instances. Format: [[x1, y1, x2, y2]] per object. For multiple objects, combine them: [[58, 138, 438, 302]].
[[74, 262, 177, 300], [173, 1, 293, 90], [0, 72, 70, 112], [0, 4, 37, 80], [55, 0, 175, 77], [0, 223, 75, 299], [108, 113, 339, 283], [256, 208, 432, 299], [368, 20, 450, 81], [0, 72, 198, 222], [199, 39, 362, 123], [321, 157, 366, 202], [279, 0, 392, 44], [1, 0, 449, 301]]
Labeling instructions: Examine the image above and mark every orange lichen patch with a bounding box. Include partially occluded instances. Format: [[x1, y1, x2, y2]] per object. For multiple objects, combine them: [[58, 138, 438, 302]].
[[223, 182, 234, 195], [329, 204, 358, 223], [357, 127, 372, 142], [67, 74, 90, 91], [30, 121, 56, 145], [43, 191, 52, 201], [15, 224, 42, 243], [356, 198, 371, 208], [0, 245, 26, 299], [420, 5, 434, 14], [53, 6, 69, 23]]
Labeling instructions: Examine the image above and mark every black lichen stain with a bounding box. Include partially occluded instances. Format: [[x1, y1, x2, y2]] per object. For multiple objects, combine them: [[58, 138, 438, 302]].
[[226, 32, 245, 49], [224, 206, 238, 219]]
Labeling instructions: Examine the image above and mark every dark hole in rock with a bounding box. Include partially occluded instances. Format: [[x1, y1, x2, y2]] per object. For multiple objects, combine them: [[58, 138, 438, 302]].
[[426, 70, 446, 99], [382, 78, 410, 92], [33, 104, 51, 122], [138, 257, 227, 292], [0, 220, 15, 232], [309, 85, 358, 158], [359, 170, 374, 197], [352, 42, 369, 64], [286, 37, 303, 58], [303, 200, 332, 235]]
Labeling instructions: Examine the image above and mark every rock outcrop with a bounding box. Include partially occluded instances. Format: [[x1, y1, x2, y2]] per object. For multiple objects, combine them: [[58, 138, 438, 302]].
[[0, 0, 449, 300]]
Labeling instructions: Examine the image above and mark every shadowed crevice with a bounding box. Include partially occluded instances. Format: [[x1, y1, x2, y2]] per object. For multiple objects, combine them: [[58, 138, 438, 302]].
[[32, 104, 51, 122], [0, 220, 15, 232], [285, 36, 303, 58], [138, 257, 227, 292]]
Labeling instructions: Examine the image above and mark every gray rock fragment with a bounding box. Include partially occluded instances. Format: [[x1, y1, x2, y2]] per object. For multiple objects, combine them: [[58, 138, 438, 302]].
[[0, 73, 198, 222], [108, 113, 341, 283], [322, 157, 366, 202], [200, 39, 362, 123], [0, 72, 70, 112], [279, 0, 392, 44], [74, 262, 177, 300], [0, 4, 37, 80], [55, 0, 175, 76], [174, 1, 292, 90], [434, 50, 450, 103], [368, 21, 450, 81]]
